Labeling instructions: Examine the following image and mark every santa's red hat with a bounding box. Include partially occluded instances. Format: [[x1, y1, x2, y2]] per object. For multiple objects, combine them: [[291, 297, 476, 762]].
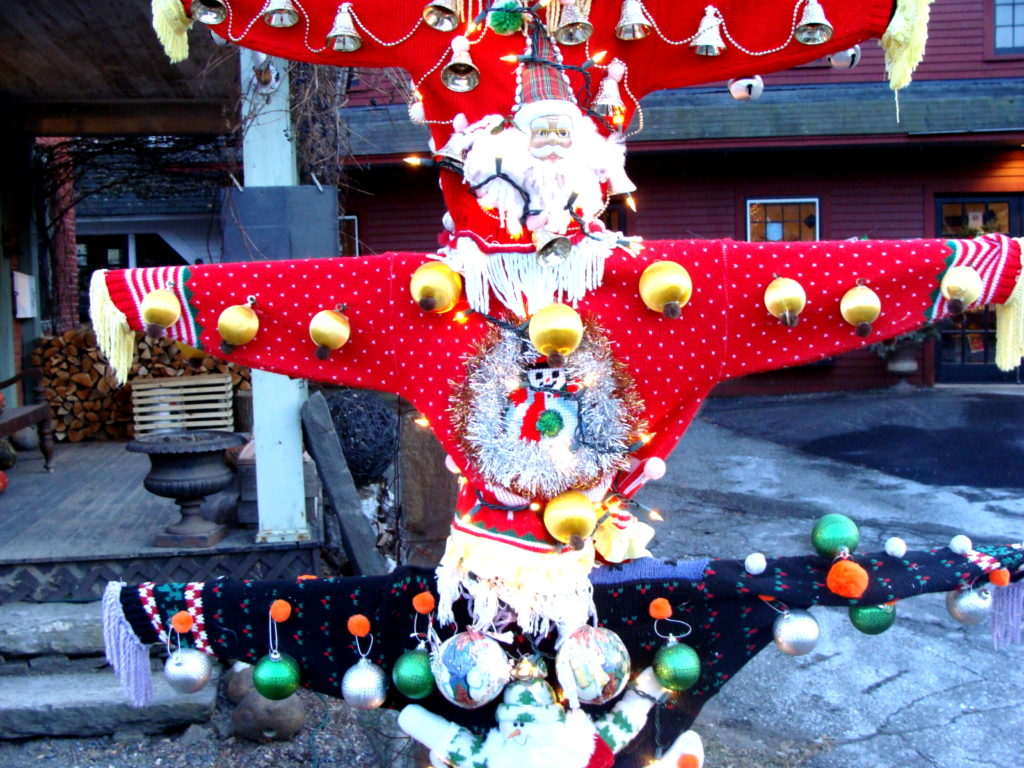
[[511, 28, 582, 132]]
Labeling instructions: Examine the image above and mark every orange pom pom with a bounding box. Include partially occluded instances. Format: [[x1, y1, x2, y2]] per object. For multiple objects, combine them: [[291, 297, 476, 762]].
[[648, 598, 672, 620], [412, 591, 437, 615], [170, 610, 194, 634], [347, 614, 371, 637], [758, 594, 776, 602], [990, 568, 1011, 587], [296, 574, 318, 581], [677, 756, 700, 768], [270, 599, 292, 623], [826, 559, 869, 599]]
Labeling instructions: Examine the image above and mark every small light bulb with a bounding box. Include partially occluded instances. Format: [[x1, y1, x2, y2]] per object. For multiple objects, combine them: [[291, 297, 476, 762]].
[[500, 54, 520, 63], [590, 50, 608, 64], [649, 509, 664, 522], [529, 502, 541, 511], [404, 156, 424, 166], [640, 431, 654, 444], [454, 311, 469, 324], [414, 416, 430, 427], [413, 88, 423, 101], [625, 194, 637, 212]]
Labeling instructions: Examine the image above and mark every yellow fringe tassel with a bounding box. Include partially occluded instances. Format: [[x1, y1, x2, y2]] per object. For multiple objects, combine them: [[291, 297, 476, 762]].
[[151, 0, 192, 64], [89, 271, 136, 386], [995, 258, 1024, 372], [880, 0, 933, 91]]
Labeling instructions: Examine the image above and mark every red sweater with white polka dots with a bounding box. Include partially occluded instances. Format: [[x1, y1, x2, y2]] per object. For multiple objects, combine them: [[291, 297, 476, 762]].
[[103, 235, 1021, 494]]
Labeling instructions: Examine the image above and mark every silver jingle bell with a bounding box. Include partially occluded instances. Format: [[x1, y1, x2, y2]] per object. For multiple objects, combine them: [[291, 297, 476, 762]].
[[773, 609, 820, 656], [342, 657, 388, 709], [164, 648, 214, 694], [945, 588, 993, 626]]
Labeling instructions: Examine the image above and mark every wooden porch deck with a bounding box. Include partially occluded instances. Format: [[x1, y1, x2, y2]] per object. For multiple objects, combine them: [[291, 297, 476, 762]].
[[0, 440, 320, 603]]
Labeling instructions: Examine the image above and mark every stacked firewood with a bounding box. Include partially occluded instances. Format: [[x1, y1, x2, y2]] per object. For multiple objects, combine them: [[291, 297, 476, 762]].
[[29, 326, 251, 442]]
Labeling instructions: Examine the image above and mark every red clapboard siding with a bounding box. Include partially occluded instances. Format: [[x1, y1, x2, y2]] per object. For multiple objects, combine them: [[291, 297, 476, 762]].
[[343, 165, 446, 254]]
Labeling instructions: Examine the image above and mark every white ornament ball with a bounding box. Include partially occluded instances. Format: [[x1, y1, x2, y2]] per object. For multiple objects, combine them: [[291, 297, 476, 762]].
[[643, 457, 667, 481], [884, 537, 907, 558], [773, 609, 820, 656], [744, 552, 767, 575], [432, 630, 510, 709], [555, 625, 631, 705], [164, 648, 214, 694], [728, 75, 764, 101], [342, 658, 388, 709], [949, 535, 973, 555], [945, 588, 992, 626]]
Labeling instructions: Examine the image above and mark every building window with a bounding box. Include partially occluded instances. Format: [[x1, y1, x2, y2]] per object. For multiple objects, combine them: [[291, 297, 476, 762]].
[[747, 198, 819, 242], [339, 214, 360, 257], [994, 0, 1024, 52]]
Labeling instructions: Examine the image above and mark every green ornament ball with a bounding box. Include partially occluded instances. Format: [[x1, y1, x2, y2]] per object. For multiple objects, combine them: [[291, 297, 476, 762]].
[[253, 651, 301, 700], [811, 513, 860, 558], [849, 603, 896, 635], [392, 647, 435, 700], [488, 1, 523, 35], [653, 641, 701, 692], [537, 409, 564, 438]]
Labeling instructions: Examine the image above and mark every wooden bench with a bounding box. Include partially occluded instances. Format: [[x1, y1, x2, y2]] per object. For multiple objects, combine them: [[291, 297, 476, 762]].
[[0, 368, 55, 472]]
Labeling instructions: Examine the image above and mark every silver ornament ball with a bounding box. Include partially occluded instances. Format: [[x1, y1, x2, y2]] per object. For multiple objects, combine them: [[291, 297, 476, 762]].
[[164, 648, 214, 694], [945, 588, 992, 626], [773, 609, 820, 656], [342, 658, 388, 709]]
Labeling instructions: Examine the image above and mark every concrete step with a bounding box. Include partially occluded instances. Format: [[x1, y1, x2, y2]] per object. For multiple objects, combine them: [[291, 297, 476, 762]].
[[0, 667, 220, 738], [0, 602, 103, 657]]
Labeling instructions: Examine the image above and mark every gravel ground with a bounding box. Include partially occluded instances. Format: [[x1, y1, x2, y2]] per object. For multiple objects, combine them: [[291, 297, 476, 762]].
[[0, 685, 419, 768]]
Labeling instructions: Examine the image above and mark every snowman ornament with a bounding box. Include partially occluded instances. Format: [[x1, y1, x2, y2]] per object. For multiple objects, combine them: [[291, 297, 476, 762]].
[[398, 663, 704, 768], [506, 363, 581, 443]]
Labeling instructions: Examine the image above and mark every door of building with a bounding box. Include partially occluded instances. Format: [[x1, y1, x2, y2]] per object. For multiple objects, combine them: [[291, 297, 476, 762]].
[[934, 197, 1022, 383]]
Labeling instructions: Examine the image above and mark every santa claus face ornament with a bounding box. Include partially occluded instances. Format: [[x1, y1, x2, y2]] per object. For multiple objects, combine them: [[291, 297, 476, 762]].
[[529, 115, 573, 160]]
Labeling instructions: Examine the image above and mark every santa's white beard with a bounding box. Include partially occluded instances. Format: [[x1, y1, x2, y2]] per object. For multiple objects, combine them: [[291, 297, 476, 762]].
[[462, 117, 623, 238], [481, 711, 597, 768]]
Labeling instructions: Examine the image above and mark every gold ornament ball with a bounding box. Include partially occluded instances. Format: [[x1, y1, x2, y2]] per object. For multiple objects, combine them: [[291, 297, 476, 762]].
[[217, 304, 260, 349], [840, 285, 881, 337], [543, 491, 598, 550], [141, 289, 182, 335], [940, 266, 983, 313], [639, 260, 693, 318], [309, 309, 351, 360], [410, 261, 463, 313], [528, 303, 583, 367], [764, 277, 807, 327]]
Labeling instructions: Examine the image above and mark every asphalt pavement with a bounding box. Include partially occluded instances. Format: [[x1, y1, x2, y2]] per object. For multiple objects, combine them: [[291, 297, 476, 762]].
[[640, 385, 1024, 767]]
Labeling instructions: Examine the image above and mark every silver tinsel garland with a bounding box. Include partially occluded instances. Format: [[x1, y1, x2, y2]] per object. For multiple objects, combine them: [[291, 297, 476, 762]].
[[453, 320, 643, 499]]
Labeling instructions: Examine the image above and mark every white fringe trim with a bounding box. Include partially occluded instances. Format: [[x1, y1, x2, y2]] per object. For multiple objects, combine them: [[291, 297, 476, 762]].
[[102, 581, 154, 707]]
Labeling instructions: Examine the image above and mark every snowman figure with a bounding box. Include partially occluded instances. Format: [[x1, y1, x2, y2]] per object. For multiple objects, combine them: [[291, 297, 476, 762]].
[[506, 362, 581, 443], [399, 664, 702, 768]]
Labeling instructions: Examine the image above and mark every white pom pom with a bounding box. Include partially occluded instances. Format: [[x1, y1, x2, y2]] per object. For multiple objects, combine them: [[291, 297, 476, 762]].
[[643, 457, 666, 481], [451, 35, 469, 53], [444, 454, 461, 474], [744, 552, 767, 575], [607, 59, 626, 82], [442, 212, 455, 233], [949, 535, 973, 555], [452, 112, 469, 132], [408, 101, 426, 124], [884, 537, 907, 558]]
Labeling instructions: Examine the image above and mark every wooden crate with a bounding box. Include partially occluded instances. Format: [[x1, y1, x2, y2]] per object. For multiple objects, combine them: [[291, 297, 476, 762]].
[[131, 374, 234, 435]]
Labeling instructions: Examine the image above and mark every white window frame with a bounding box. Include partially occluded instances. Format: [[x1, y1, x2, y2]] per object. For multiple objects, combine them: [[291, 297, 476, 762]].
[[339, 214, 360, 257], [746, 197, 820, 242]]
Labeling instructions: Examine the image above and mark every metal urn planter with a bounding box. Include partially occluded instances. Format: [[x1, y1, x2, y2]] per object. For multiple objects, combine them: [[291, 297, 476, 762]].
[[127, 430, 244, 548]]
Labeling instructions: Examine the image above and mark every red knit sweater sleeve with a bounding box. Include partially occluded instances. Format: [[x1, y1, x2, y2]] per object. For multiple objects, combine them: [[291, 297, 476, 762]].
[[718, 236, 1023, 380]]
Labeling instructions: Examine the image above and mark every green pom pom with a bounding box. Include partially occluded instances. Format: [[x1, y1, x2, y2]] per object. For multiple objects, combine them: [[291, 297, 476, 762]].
[[488, 1, 522, 35], [253, 652, 300, 700], [653, 641, 701, 692], [849, 603, 896, 635], [536, 409, 564, 437], [811, 513, 859, 558], [392, 648, 435, 699]]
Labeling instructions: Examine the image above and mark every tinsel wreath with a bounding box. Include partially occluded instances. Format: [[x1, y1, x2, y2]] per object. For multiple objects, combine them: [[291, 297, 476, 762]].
[[451, 316, 644, 499]]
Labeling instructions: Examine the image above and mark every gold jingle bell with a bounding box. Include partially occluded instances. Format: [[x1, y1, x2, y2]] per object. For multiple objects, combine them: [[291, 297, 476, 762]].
[[940, 265, 983, 315], [543, 491, 598, 550], [764, 277, 807, 328], [410, 261, 463, 313], [217, 302, 260, 354], [528, 303, 583, 368], [639, 261, 693, 319], [840, 284, 881, 337], [310, 307, 351, 360], [141, 289, 182, 338]]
